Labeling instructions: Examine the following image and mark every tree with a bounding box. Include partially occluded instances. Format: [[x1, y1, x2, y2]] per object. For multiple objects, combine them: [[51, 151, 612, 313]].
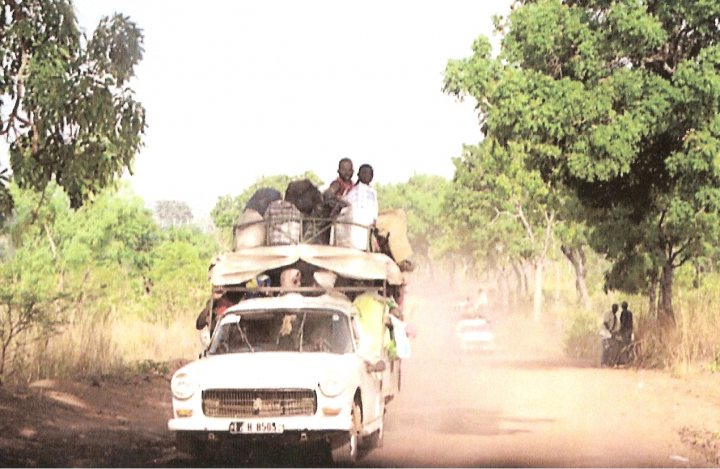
[[154, 200, 193, 230], [0, 242, 66, 382], [444, 0, 720, 323], [445, 173, 531, 308], [54, 185, 159, 287], [450, 141, 559, 321], [0, 0, 146, 215], [376, 175, 451, 269], [556, 198, 592, 308], [145, 237, 210, 323], [211, 172, 323, 230]]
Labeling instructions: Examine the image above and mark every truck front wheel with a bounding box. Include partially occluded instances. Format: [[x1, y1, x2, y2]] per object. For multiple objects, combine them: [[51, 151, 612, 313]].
[[330, 400, 361, 465]]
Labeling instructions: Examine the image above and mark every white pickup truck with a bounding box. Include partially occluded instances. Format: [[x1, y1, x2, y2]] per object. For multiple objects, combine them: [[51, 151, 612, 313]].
[[169, 244, 404, 464]]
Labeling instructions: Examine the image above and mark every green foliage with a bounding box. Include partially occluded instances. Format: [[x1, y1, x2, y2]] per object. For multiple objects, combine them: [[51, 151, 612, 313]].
[[376, 175, 451, 258], [55, 185, 158, 272], [131, 359, 169, 376], [0, 170, 227, 381], [145, 237, 210, 322], [160, 225, 219, 261], [0, 242, 67, 379], [3, 182, 71, 249], [562, 308, 599, 360], [1, 1, 146, 215], [444, 0, 720, 319], [211, 171, 323, 229]]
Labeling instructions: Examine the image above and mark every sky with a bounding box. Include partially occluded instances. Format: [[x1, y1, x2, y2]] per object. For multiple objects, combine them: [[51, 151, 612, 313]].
[[5, 0, 512, 219]]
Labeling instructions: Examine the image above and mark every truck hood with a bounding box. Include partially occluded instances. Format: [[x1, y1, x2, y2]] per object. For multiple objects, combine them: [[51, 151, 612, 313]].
[[176, 352, 358, 390]]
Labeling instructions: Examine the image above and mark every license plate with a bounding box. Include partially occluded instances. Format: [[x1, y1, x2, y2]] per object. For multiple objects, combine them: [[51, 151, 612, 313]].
[[229, 421, 284, 434]]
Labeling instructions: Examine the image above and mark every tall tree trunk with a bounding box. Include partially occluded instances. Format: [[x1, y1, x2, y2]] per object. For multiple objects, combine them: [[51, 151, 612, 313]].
[[533, 258, 544, 322], [659, 262, 675, 324], [648, 277, 658, 320], [511, 261, 522, 306], [498, 266, 510, 310], [561, 245, 591, 309]]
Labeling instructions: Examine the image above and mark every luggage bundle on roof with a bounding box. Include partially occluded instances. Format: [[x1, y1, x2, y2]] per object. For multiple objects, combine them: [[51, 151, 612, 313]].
[[232, 180, 415, 273]]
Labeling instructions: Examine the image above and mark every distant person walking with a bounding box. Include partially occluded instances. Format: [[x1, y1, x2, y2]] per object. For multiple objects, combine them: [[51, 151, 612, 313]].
[[474, 288, 489, 314]]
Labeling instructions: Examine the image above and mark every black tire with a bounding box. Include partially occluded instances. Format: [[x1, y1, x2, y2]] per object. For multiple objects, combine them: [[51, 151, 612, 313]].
[[360, 426, 384, 450]]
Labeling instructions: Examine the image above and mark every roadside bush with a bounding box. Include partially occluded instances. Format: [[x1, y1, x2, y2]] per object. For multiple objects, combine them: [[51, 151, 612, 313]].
[[0, 244, 68, 383], [562, 308, 599, 360], [144, 239, 209, 323]]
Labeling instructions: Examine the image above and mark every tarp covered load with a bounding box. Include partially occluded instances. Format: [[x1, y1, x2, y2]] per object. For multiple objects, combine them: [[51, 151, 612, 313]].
[[376, 209, 413, 268], [211, 244, 403, 286]]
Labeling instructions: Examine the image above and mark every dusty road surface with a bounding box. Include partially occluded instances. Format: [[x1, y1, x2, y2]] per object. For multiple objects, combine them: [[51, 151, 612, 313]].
[[363, 292, 720, 468], [1, 288, 720, 467]]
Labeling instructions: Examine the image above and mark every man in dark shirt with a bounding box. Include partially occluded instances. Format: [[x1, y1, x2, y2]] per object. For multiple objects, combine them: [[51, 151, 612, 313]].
[[321, 158, 354, 218], [619, 301, 634, 342], [618, 301, 634, 364], [325, 158, 354, 198]]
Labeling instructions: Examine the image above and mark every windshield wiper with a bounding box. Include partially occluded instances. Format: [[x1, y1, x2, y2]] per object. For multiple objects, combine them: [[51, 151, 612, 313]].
[[236, 321, 255, 353]]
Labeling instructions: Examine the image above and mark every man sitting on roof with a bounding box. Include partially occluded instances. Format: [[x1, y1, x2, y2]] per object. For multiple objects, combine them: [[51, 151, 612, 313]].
[[345, 163, 378, 226], [322, 158, 354, 217], [325, 157, 355, 198]]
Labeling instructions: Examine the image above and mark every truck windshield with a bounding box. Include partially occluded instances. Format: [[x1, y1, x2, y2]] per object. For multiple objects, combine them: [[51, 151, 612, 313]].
[[209, 309, 353, 355]]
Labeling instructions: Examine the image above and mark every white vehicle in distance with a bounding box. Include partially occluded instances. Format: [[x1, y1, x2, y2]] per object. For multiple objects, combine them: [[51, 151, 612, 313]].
[[454, 314, 495, 352], [170, 292, 391, 464]]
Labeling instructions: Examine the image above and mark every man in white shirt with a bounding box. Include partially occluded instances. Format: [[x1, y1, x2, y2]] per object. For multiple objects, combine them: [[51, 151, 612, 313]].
[[601, 303, 619, 366], [346, 164, 378, 221], [342, 164, 378, 249]]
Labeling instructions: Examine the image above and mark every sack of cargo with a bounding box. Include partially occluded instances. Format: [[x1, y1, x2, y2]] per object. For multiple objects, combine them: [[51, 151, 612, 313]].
[[376, 209, 413, 265], [333, 206, 369, 250], [234, 209, 265, 250], [285, 179, 322, 216], [245, 188, 282, 216], [265, 200, 302, 245]]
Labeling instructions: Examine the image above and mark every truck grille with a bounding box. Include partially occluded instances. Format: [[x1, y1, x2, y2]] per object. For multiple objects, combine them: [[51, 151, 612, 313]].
[[202, 389, 317, 418]]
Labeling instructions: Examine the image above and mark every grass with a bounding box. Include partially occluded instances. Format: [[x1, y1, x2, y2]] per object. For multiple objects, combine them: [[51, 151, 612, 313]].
[[5, 309, 202, 384], [560, 278, 720, 373], [4, 264, 720, 385]]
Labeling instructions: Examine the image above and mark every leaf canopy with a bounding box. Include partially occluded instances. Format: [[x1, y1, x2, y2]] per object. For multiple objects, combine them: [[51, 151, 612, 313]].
[[1, 0, 146, 215]]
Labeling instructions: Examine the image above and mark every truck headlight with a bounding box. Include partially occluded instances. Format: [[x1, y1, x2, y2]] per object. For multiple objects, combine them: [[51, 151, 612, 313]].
[[319, 376, 347, 398], [171, 372, 196, 400]]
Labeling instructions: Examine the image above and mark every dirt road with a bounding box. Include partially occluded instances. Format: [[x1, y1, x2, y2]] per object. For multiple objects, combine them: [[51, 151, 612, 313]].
[[364, 300, 720, 467], [1, 290, 719, 467]]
